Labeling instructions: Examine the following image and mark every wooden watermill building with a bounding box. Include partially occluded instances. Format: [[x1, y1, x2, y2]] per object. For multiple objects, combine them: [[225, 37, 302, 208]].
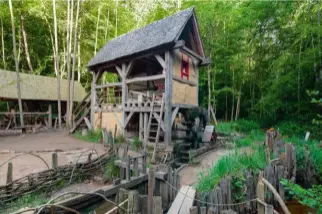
[[88, 8, 210, 146]]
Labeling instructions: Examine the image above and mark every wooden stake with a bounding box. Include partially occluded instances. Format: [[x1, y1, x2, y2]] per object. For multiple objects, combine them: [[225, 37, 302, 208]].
[[126, 155, 131, 181], [153, 196, 162, 214], [6, 162, 13, 184], [48, 105, 52, 128], [52, 152, 58, 169]]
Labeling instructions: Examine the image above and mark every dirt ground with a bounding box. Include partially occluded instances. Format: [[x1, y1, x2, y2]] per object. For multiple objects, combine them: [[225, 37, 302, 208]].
[[0, 131, 107, 185], [179, 148, 231, 186]]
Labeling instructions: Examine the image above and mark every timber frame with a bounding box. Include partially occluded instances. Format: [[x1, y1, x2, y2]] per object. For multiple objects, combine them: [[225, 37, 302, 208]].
[[88, 8, 210, 146]]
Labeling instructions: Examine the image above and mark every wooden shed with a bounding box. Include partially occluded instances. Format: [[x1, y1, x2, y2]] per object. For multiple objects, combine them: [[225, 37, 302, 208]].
[[88, 8, 210, 146]]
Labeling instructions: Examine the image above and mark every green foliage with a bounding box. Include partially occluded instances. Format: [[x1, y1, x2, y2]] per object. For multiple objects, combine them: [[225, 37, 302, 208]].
[[232, 174, 246, 202], [234, 120, 260, 134], [215, 122, 235, 134], [189, 151, 194, 165], [115, 134, 126, 144], [74, 128, 102, 143], [196, 146, 266, 192], [235, 138, 252, 148], [103, 156, 119, 181], [281, 179, 322, 213], [131, 137, 142, 151]]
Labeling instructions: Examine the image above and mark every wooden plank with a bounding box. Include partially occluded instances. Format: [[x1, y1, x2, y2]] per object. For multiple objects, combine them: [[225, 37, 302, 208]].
[[178, 186, 196, 214], [126, 155, 131, 181], [167, 185, 190, 214], [128, 190, 139, 214], [171, 107, 179, 126], [84, 117, 92, 130], [202, 125, 214, 143], [125, 61, 134, 77], [126, 74, 165, 84], [133, 157, 139, 177], [155, 54, 166, 69], [190, 206, 197, 214], [90, 72, 96, 128]]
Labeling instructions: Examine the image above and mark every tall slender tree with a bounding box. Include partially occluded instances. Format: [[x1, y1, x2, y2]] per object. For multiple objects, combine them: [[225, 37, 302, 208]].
[[1, 17, 5, 69], [52, 0, 62, 129], [8, 0, 24, 127]]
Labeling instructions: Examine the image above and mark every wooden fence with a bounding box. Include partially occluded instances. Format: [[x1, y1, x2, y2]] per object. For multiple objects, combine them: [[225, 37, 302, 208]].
[[0, 152, 111, 204]]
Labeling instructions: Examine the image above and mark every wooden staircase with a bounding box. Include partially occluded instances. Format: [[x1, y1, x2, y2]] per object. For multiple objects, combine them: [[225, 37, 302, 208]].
[[146, 93, 164, 144], [69, 92, 91, 133]]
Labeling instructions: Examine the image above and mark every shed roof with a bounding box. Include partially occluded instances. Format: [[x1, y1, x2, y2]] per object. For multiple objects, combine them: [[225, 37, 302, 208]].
[[0, 70, 87, 102], [88, 7, 195, 69]]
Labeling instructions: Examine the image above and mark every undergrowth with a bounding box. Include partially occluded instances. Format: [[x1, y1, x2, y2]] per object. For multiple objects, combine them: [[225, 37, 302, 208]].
[[196, 145, 266, 192], [74, 128, 103, 143]]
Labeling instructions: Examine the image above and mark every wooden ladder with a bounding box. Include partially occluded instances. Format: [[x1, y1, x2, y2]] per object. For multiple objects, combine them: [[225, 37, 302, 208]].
[[146, 93, 164, 143]]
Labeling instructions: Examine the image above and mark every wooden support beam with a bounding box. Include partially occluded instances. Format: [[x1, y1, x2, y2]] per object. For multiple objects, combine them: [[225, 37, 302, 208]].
[[90, 72, 96, 129], [48, 105, 52, 128], [124, 111, 134, 129], [164, 51, 173, 146], [116, 65, 123, 78], [148, 168, 155, 214], [95, 82, 122, 89], [126, 74, 165, 84], [180, 46, 204, 62], [125, 61, 134, 77], [154, 54, 166, 69], [171, 107, 179, 126], [139, 112, 143, 141]]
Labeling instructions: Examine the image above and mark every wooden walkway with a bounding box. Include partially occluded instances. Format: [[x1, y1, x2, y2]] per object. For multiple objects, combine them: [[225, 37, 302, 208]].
[[168, 185, 196, 214]]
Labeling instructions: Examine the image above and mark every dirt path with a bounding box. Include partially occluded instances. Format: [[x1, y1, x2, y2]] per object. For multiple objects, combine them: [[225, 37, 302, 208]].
[[179, 148, 231, 186], [0, 131, 107, 185]]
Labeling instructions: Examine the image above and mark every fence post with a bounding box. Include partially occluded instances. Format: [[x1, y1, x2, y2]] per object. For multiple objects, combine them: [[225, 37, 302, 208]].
[[190, 206, 197, 214], [52, 152, 58, 169], [48, 105, 52, 128], [126, 155, 131, 181], [142, 151, 147, 174], [256, 177, 265, 214], [265, 204, 274, 214], [148, 167, 155, 214], [6, 162, 13, 184], [153, 196, 162, 214], [133, 157, 139, 177], [128, 190, 139, 214]]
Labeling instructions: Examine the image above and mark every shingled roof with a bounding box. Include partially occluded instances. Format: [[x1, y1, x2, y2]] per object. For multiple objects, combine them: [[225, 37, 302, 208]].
[[0, 70, 87, 102], [88, 7, 195, 69]]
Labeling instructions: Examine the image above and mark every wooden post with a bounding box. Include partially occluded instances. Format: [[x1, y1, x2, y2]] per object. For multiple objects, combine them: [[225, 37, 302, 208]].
[[126, 155, 131, 181], [142, 151, 147, 174], [164, 51, 173, 146], [48, 105, 52, 128], [200, 207, 206, 214], [139, 195, 148, 214], [113, 178, 121, 186], [167, 166, 172, 201], [52, 152, 58, 169], [90, 72, 97, 129], [87, 153, 92, 162], [6, 162, 13, 184], [148, 167, 155, 214], [128, 190, 139, 214], [256, 178, 265, 214], [139, 112, 143, 141], [265, 204, 274, 214], [143, 112, 148, 151], [153, 196, 162, 214], [190, 206, 197, 214], [133, 157, 139, 177]]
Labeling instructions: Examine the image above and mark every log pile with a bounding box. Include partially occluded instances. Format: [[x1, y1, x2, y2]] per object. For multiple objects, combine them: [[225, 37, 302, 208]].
[[0, 153, 111, 204]]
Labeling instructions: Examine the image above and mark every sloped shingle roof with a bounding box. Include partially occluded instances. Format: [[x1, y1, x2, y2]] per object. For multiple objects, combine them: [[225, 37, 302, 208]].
[[0, 70, 87, 102], [88, 8, 194, 69]]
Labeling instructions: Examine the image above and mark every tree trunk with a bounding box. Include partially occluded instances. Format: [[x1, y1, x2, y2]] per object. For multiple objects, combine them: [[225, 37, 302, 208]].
[[52, 0, 62, 129], [77, 26, 81, 82], [207, 66, 211, 121], [20, 15, 34, 73], [235, 85, 241, 121], [94, 4, 101, 55], [9, 0, 24, 127], [104, 9, 109, 42], [66, 0, 73, 129], [115, 0, 118, 38], [1, 18, 6, 69], [69, 0, 81, 127], [231, 67, 235, 122]]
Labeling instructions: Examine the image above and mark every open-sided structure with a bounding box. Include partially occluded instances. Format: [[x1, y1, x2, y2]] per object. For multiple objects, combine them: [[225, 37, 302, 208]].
[[88, 8, 210, 146]]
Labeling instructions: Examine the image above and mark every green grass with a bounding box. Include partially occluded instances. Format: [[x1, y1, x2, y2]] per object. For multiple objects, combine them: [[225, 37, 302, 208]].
[[74, 128, 103, 143], [1, 192, 48, 214], [196, 145, 266, 192], [215, 121, 235, 133]]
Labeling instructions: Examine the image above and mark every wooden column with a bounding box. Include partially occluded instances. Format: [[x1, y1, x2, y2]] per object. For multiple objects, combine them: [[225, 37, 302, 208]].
[[90, 72, 97, 129], [48, 105, 52, 128], [52, 152, 58, 169], [6, 162, 13, 184], [139, 112, 143, 141], [148, 167, 155, 214], [164, 51, 173, 146]]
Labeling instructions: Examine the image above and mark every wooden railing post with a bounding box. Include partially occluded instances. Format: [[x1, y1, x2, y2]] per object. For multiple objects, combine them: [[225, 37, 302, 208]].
[[6, 162, 13, 184], [126, 155, 131, 181], [142, 151, 147, 174], [256, 177, 265, 214], [133, 157, 139, 177]]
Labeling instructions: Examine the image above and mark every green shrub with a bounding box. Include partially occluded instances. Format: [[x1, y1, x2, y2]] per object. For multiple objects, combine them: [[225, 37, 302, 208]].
[[215, 121, 235, 133], [277, 121, 304, 137], [104, 157, 119, 181], [234, 119, 260, 134], [249, 129, 265, 142], [196, 146, 266, 192], [115, 134, 126, 144], [132, 137, 142, 150], [74, 128, 103, 143], [235, 138, 252, 148]]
